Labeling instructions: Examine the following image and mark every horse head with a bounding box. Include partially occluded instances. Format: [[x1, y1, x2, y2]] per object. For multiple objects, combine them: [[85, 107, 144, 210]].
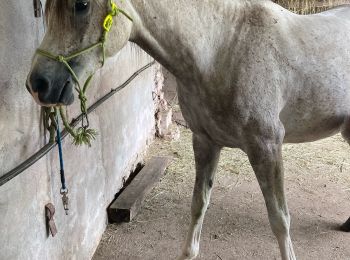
[[26, 0, 133, 107]]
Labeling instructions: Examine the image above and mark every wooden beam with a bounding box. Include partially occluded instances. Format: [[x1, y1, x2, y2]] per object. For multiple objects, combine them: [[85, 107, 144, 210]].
[[108, 156, 172, 223]]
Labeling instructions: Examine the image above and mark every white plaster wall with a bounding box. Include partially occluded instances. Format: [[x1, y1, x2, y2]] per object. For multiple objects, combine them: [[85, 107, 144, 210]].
[[0, 1, 155, 259]]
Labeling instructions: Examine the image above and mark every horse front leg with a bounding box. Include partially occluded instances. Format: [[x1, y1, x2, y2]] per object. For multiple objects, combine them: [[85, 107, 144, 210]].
[[247, 133, 296, 260], [178, 134, 221, 260]]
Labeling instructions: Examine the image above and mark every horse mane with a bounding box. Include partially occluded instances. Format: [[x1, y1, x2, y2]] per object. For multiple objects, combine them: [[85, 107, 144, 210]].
[[45, 0, 70, 29], [45, 0, 105, 31]]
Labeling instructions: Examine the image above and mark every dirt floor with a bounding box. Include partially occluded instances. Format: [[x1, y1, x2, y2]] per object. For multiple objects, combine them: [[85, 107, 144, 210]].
[[93, 127, 350, 260]]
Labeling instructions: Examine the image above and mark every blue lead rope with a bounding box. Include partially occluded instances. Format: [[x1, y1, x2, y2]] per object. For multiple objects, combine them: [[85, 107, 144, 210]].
[[56, 115, 69, 215], [56, 117, 66, 191]]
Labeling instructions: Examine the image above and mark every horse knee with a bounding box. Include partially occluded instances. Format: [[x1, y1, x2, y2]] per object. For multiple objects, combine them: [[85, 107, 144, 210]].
[[269, 212, 290, 237], [191, 189, 210, 221]]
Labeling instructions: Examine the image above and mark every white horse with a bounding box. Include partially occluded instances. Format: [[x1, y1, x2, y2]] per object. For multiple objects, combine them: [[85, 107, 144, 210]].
[[26, 0, 350, 259]]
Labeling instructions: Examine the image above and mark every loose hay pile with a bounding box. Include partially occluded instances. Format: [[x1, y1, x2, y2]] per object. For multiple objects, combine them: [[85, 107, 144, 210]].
[[274, 0, 350, 14], [143, 128, 350, 198]]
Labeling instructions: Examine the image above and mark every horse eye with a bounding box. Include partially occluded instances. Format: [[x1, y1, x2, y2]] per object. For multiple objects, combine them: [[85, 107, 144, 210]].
[[75, 1, 90, 13]]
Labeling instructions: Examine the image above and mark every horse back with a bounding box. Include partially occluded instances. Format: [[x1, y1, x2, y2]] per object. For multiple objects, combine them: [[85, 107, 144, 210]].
[[316, 4, 350, 19]]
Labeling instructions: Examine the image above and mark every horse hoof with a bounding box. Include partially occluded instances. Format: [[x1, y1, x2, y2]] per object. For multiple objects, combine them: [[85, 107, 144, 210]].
[[177, 256, 196, 260], [340, 217, 350, 232], [177, 252, 198, 260]]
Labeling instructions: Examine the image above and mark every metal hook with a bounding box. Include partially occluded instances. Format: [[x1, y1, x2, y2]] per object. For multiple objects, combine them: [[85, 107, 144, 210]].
[[81, 113, 90, 129], [60, 189, 69, 215], [33, 0, 42, 18]]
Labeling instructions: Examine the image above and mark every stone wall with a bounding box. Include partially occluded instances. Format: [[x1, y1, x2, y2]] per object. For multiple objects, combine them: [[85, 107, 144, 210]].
[[0, 1, 156, 259]]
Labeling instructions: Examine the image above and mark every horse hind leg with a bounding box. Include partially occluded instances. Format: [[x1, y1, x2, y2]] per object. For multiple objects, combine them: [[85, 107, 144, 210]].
[[178, 134, 221, 260], [340, 119, 350, 232]]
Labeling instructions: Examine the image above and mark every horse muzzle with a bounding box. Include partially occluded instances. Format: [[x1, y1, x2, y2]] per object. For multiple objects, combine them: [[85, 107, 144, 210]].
[[26, 70, 75, 107]]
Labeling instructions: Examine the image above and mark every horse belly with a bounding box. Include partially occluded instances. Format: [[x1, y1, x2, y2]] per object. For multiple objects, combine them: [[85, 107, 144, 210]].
[[281, 93, 350, 143]]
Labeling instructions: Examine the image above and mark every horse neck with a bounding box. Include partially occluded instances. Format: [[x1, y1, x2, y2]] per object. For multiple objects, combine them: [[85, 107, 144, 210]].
[[127, 0, 251, 80]]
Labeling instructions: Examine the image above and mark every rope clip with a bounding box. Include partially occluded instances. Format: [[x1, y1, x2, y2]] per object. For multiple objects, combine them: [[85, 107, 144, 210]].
[[82, 112, 90, 129], [60, 189, 69, 215]]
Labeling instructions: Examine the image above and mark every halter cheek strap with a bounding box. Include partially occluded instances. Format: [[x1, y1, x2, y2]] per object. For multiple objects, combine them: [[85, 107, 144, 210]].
[[35, 1, 132, 145]]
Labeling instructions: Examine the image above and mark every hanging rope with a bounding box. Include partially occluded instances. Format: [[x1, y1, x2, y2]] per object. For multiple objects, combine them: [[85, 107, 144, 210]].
[[55, 112, 69, 215]]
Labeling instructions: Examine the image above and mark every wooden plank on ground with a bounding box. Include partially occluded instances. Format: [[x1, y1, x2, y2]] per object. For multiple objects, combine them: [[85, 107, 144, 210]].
[[108, 156, 172, 223]]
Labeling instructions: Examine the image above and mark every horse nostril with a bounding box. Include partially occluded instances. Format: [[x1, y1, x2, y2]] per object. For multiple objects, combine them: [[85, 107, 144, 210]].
[[30, 75, 50, 93], [64, 79, 71, 88], [25, 82, 31, 93]]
